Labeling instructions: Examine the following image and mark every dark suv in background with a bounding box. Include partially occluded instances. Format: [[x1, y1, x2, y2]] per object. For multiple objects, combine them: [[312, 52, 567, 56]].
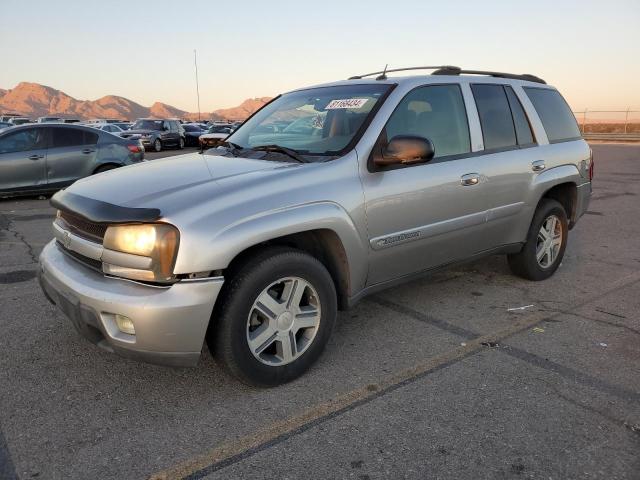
[[0, 123, 144, 197], [121, 118, 185, 152]]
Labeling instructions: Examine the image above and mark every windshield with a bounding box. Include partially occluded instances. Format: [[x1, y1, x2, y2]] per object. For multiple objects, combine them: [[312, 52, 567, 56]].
[[226, 84, 391, 156], [183, 124, 201, 132], [132, 119, 163, 130]]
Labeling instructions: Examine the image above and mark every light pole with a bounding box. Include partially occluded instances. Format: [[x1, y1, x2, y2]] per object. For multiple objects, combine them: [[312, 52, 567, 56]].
[[194, 49, 201, 122]]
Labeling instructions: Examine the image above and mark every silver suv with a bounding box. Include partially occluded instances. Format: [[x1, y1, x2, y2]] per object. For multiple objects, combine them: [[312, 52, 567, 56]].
[[39, 66, 592, 386]]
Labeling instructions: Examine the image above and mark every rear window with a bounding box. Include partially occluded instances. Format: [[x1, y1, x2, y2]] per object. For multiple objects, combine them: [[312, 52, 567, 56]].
[[471, 84, 516, 150], [52, 128, 97, 147], [523, 88, 581, 143], [504, 86, 534, 146]]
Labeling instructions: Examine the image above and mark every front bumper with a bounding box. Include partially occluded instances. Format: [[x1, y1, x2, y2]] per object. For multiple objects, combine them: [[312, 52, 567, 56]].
[[39, 240, 223, 367]]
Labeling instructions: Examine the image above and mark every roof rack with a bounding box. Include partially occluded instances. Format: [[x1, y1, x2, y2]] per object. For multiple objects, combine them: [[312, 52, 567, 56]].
[[348, 65, 546, 84], [431, 67, 546, 84], [348, 65, 460, 80]]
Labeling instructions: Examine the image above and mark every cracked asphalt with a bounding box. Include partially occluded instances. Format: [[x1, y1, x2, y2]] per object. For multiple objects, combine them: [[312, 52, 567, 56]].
[[0, 144, 639, 480]]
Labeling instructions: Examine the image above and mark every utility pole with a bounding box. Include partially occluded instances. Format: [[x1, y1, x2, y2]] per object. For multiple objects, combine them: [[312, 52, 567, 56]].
[[194, 49, 201, 122]]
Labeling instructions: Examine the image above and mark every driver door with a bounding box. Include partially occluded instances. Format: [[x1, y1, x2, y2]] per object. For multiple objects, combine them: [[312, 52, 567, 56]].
[[361, 84, 493, 285]]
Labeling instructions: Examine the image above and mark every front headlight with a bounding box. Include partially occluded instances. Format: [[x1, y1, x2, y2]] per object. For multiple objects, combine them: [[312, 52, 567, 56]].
[[102, 223, 179, 283]]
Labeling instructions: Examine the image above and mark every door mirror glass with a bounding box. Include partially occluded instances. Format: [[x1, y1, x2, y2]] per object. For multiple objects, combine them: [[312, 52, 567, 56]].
[[376, 135, 435, 166]]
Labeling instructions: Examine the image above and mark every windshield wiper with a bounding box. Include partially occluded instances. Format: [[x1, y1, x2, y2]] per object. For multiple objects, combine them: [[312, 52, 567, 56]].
[[250, 144, 308, 163]]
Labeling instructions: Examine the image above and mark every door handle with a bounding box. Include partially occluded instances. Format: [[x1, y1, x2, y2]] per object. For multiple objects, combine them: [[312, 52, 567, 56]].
[[532, 160, 545, 172], [460, 173, 480, 186], [28, 154, 43, 161], [82, 148, 95, 154]]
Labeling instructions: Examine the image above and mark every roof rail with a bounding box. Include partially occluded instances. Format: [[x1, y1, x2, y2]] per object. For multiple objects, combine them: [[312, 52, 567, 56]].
[[348, 66, 546, 84], [431, 67, 546, 84], [348, 65, 460, 80]]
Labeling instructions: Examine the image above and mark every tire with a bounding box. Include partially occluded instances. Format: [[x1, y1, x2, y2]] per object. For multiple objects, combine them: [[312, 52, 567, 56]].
[[209, 247, 337, 387], [508, 198, 568, 281], [153, 138, 162, 152], [178, 137, 185, 149], [93, 164, 118, 174]]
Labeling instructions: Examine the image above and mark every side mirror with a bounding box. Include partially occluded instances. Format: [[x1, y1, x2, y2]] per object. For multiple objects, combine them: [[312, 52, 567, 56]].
[[375, 135, 435, 167]]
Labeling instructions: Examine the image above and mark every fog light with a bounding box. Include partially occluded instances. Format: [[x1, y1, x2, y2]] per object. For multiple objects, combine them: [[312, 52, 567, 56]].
[[115, 314, 135, 335]]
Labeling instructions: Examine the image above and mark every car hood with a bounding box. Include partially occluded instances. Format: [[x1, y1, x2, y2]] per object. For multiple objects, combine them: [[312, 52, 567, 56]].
[[199, 133, 227, 139], [66, 152, 297, 219]]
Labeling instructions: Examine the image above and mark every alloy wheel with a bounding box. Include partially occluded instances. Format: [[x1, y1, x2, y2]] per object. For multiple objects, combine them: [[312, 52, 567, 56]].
[[536, 214, 563, 268], [246, 276, 321, 366]]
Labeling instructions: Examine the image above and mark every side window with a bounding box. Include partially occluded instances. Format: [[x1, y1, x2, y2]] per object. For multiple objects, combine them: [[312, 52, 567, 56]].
[[523, 88, 581, 143], [84, 130, 99, 145], [0, 128, 46, 154], [385, 84, 470, 158], [51, 128, 86, 148], [471, 84, 516, 150], [504, 86, 535, 146]]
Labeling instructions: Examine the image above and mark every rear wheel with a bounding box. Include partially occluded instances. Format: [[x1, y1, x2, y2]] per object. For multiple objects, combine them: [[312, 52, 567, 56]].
[[508, 199, 568, 281], [153, 139, 162, 152], [93, 164, 118, 174], [208, 247, 337, 387]]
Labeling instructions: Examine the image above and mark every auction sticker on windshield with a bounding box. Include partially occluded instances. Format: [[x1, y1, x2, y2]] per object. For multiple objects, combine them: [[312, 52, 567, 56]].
[[325, 98, 369, 109]]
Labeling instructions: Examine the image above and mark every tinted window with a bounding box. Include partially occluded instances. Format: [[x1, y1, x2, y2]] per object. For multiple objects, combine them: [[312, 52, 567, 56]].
[[471, 84, 516, 150], [84, 130, 99, 145], [51, 128, 97, 147], [524, 88, 581, 142], [505, 86, 534, 146], [386, 85, 470, 158], [0, 128, 46, 154]]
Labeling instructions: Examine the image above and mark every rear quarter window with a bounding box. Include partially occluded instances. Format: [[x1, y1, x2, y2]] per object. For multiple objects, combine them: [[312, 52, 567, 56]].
[[523, 88, 581, 143]]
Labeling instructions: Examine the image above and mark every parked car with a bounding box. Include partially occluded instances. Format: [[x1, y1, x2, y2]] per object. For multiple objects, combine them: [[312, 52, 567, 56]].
[[90, 123, 126, 136], [0, 114, 21, 122], [37, 116, 63, 123], [63, 119, 81, 124], [183, 123, 205, 146], [39, 66, 591, 386], [120, 118, 185, 152], [86, 119, 126, 124], [198, 123, 234, 151], [112, 122, 132, 131], [9, 117, 32, 125], [0, 123, 144, 197]]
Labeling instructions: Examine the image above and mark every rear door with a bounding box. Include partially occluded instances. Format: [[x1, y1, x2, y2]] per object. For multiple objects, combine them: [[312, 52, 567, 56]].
[[468, 84, 541, 247], [45, 126, 99, 187], [0, 127, 48, 192]]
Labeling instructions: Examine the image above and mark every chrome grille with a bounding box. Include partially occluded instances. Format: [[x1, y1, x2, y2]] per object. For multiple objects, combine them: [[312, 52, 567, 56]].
[[58, 211, 107, 243]]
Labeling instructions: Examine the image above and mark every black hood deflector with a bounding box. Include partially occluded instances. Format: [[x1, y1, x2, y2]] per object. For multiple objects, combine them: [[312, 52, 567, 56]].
[[50, 190, 162, 223]]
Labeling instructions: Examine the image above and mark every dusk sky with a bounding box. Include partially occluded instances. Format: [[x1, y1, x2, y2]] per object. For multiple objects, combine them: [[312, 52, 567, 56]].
[[1, 0, 639, 114]]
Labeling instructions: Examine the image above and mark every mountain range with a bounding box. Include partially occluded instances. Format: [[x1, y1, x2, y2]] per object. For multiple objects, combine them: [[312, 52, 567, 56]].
[[0, 82, 271, 121]]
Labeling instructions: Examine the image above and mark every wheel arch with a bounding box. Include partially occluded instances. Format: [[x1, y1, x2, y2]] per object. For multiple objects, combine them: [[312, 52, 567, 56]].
[[531, 165, 583, 228], [189, 202, 368, 311], [93, 162, 122, 174]]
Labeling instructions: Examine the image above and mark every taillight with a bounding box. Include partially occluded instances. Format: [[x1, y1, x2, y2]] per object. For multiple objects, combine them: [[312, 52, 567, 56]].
[[127, 145, 141, 153], [589, 148, 594, 181]]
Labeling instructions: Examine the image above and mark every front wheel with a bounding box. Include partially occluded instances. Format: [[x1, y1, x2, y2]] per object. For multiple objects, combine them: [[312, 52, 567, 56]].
[[153, 139, 162, 152], [508, 199, 568, 281], [209, 247, 337, 387], [178, 137, 184, 149]]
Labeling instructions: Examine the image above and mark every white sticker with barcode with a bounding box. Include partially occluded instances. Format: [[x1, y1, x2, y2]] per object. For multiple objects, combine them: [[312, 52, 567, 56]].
[[325, 98, 369, 109]]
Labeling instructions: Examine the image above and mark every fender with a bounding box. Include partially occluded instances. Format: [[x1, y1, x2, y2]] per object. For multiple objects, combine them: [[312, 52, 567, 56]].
[[174, 201, 368, 294], [530, 163, 583, 193]]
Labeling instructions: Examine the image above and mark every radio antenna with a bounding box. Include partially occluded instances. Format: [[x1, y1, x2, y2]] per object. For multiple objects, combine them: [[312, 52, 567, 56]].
[[376, 64, 389, 81]]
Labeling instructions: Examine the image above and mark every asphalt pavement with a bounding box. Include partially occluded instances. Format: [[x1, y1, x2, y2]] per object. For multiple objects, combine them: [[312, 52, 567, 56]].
[[0, 144, 638, 479]]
